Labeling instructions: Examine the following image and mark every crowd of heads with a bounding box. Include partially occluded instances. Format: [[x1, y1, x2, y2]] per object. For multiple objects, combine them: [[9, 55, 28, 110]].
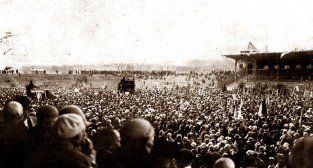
[[0, 77, 312, 167]]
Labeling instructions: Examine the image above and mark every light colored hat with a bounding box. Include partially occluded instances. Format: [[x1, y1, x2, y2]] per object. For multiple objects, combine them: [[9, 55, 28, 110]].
[[59, 105, 91, 126], [54, 113, 86, 139], [4, 101, 24, 122], [191, 142, 197, 148]]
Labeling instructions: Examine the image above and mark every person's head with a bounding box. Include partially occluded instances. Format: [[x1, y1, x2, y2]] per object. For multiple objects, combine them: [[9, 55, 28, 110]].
[[175, 149, 194, 168], [119, 118, 154, 154], [202, 152, 221, 168], [2, 101, 24, 123], [36, 105, 58, 127], [289, 137, 313, 168], [59, 105, 91, 126], [213, 158, 235, 168], [53, 113, 86, 144], [92, 128, 121, 151]]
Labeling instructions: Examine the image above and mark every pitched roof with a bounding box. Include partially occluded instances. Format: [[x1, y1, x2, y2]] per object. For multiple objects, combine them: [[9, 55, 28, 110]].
[[241, 42, 258, 53], [223, 50, 313, 61]]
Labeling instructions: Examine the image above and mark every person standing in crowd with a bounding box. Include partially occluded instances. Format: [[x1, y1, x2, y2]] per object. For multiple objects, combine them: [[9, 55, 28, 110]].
[[58, 105, 96, 164], [113, 118, 155, 168], [37, 113, 95, 168], [59, 105, 92, 127], [175, 149, 194, 168], [24, 105, 59, 168], [0, 101, 29, 168], [12, 95, 37, 129], [288, 137, 313, 168], [92, 128, 121, 168], [28, 105, 59, 146]]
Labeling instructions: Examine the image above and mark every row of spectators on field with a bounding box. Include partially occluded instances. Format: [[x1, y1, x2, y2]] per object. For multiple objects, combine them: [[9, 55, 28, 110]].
[[0, 82, 312, 168], [6, 69, 234, 83], [73, 70, 176, 78]]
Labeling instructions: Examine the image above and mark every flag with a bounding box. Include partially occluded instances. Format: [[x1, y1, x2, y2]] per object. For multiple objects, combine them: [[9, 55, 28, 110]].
[[233, 106, 238, 119], [266, 94, 270, 105], [258, 99, 267, 117], [187, 83, 190, 94], [258, 102, 263, 117], [237, 108, 243, 120], [304, 90, 310, 99], [238, 99, 244, 119], [240, 98, 243, 109], [261, 98, 267, 117], [229, 102, 234, 114], [299, 110, 303, 125], [198, 87, 205, 96]]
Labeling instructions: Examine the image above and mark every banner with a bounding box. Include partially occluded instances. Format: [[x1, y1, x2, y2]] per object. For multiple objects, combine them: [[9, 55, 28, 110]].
[[258, 99, 267, 117], [237, 108, 243, 120], [233, 106, 237, 119]]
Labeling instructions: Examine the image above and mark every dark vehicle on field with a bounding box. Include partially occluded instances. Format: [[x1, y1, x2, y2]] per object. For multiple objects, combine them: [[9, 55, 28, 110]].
[[118, 77, 135, 93], [26, 80, 55, 99]]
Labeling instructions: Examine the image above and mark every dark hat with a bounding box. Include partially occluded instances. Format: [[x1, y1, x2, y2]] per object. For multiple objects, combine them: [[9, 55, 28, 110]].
[[176, 149, 194, 164], [36, 105, 58, 124], [12, 95, 30, 109], [119, 118, 154, 145], [59, 105, 91, 126]]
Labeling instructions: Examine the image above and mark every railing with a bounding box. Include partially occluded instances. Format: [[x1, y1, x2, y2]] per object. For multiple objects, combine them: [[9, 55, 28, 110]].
[[253, 69, 313, 81], [217, 70, 247, 88]]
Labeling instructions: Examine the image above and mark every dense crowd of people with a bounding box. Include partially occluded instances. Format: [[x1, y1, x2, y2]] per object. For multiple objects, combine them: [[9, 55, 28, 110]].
[[0, 78, 313, 167]]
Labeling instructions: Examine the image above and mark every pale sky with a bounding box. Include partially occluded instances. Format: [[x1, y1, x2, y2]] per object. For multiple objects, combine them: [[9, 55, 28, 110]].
[[1, 0, 313, 67]]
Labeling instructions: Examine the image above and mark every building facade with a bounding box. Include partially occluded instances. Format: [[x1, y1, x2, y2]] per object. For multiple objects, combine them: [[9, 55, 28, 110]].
[[223, 43, 313, 81]]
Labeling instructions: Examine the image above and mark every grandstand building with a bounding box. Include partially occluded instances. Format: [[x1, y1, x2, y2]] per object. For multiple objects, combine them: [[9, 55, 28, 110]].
[[223, 42, 313, 81]]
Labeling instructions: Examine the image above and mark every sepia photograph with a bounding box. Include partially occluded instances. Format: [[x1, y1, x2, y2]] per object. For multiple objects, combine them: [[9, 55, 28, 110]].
[[0, 0, 313, 167]]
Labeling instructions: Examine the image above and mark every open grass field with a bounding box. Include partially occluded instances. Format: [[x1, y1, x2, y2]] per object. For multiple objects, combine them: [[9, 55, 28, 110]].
[[0, 74, 214, 90], [1, 74, 309, 92]]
